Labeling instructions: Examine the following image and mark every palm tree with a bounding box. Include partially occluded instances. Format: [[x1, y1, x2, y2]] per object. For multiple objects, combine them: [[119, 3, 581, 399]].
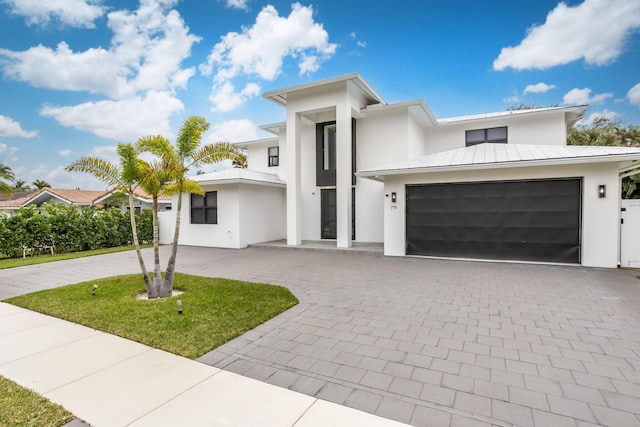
[[66, 144, 154, 296], [232, 151, 248, 169], [0, 163, 14, 195], [12, 180, 31, 192], [137, 116, 241, 297], [32, 179, 51, 189], [135, 135, 179, 296]]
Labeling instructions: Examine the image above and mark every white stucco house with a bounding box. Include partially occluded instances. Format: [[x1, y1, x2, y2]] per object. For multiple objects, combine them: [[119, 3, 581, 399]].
[[174, 73, 640, 268]]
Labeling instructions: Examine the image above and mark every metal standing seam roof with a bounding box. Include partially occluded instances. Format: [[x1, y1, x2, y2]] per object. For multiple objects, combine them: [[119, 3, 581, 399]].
[[190, 169, 285, 187], [357, 144, 640, 178]]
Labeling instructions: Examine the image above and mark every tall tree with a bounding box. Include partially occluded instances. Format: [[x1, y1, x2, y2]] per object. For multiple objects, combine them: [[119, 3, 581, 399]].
[[135, 135, 179, 296], [0, 163, 14, 195], [12, 180, 31, 192], [32, 179, 51, 189], [137, 116, 241, 297], [66, 144, 154, 295], [567, 114, 640, 198]]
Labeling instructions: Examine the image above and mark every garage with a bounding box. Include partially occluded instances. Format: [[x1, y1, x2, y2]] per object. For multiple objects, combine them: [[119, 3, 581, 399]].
[[406, 178, 582, 263]]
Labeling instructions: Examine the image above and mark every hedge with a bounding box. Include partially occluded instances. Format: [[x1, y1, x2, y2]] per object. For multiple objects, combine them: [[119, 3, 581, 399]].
[[0, 204, 153, 258]]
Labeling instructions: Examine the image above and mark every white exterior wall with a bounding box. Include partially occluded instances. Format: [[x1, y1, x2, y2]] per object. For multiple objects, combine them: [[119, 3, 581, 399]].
[[176, 183, 285, 249], [238, 184, 286, 247], [382, 162, 620, 268], [245, 139, 280, 175], [355, 109, 412, 242], [177, 186, 241, 248], [425, 113, 568, 155]]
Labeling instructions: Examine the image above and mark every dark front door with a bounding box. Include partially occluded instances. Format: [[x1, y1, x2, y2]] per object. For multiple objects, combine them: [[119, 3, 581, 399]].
[[406, 178, 582, 263], [321, 189, 337, 239], [321, 188, 356, 240]]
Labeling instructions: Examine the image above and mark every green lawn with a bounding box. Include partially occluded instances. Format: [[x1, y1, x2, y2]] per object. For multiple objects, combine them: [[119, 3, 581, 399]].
[[0, 375, 74, 427], [5, 273, 298, 359], [0, 245, 151, 270]]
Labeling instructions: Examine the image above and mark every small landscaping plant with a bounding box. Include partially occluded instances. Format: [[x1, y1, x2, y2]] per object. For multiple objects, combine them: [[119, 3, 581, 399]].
[[5, 273, 298, 359]]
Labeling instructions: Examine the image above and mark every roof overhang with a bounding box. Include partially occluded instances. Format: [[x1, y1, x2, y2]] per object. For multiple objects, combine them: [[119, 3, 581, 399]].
[[357, 144, 640, 181], [263, 73, 385, 107], [190, 169, 285, 188], [437, 105, 588, 127], [360, 99, 438, 127]]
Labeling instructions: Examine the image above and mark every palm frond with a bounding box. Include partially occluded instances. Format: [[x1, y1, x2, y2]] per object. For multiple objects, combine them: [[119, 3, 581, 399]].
[[66, 157, 124, 188], [177, 116, 209, 159]]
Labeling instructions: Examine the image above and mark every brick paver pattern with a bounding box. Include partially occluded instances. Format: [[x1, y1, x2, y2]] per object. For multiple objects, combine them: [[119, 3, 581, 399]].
[[2, 246, 639, 426]]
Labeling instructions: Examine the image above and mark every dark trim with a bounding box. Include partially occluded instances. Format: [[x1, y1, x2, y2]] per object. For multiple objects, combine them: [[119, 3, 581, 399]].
[[321, 187, 356, 240], [465, 126, 508, 147], [316, 119, 357, 186], [190, 191, 218, 224]]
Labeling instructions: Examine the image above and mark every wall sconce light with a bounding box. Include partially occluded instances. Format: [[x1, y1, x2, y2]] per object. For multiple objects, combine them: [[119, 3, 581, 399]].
[[598, 185, 606, 198], [391, 192, 397, 203], [177, 299, 183, 315]]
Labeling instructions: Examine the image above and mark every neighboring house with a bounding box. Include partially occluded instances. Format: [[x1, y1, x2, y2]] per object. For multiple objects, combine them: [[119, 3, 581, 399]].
[[174, 73, 640, 268], [0, 187, 171, 217]]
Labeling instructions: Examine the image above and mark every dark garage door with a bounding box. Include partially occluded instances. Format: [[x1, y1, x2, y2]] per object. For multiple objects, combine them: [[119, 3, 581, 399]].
[[406, 179, 581, 263]]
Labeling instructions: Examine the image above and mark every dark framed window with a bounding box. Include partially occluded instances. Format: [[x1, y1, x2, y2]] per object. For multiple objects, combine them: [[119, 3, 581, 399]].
[[465, 126, 508, 147], [268, 146, 279, 167], [316, 119, 356, 186], [190, 191, 217, 224]]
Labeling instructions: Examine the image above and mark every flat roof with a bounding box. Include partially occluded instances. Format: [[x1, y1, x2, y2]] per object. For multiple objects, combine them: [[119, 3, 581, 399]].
[[263, 73, 385, 107]]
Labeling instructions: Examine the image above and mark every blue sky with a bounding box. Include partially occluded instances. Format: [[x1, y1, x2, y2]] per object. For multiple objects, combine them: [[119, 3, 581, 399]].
[[0, 0, 639, 190]]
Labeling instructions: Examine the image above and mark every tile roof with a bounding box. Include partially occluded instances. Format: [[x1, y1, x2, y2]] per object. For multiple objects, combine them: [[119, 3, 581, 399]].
[[358, 144, 640, 178]]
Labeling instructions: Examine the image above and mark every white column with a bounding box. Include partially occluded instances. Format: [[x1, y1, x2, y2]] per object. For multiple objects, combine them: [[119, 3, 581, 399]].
[[336, 103, 352, 248], [286, 111, 302, 245]]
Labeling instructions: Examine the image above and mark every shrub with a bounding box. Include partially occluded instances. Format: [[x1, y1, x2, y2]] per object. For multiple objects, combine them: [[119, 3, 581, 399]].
[[0, 204, 152, 258]]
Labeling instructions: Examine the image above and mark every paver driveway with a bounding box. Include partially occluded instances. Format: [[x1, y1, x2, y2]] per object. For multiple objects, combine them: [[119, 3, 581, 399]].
[[2, 246, 640, 426]]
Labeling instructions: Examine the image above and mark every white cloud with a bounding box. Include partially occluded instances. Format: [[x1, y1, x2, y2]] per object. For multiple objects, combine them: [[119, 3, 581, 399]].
[[494, 0, 640, 70], [226, 0, 249, 10], [201, 3, 335, 80], [58, 149, 72, 157], [1, 0, 106, 28], [0, 115, 38, 138], [0, 143, 19, 163], [575, 109, 619, 127], [207, 119, 258, 143], [524, 82, 556, 94], [0, 1, 199, 141], [628, 83, 640, 107], [209, 81, 261, 112], [563, 87, 613, 105], [200, 3, 336, 111], [350, 31, 366, 48], [47, 165, 108, 190], [0, 2, 199, 100], [41, 91, 184, 141]]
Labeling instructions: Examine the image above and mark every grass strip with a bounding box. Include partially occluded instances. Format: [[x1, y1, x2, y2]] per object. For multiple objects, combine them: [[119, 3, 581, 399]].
[[0, 245, 151, 270], [0, 375, 74, 427], [5, 273, 298, 359]]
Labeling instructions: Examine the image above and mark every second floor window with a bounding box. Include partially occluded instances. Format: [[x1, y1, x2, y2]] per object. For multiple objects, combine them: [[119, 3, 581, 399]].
[[268, 146, 279, 167], [466, 126, 508, 147]]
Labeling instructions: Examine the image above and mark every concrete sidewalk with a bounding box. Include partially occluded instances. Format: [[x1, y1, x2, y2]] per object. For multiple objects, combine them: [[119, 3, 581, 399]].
[[0, 302, 409, 426]]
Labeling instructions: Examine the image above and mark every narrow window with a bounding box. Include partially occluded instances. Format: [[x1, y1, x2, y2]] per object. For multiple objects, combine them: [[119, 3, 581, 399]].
[[465, 126, 508, 147], [316, 120, 356, 186], [190, 191, 217, 224], [268, 146, 279, 167]]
